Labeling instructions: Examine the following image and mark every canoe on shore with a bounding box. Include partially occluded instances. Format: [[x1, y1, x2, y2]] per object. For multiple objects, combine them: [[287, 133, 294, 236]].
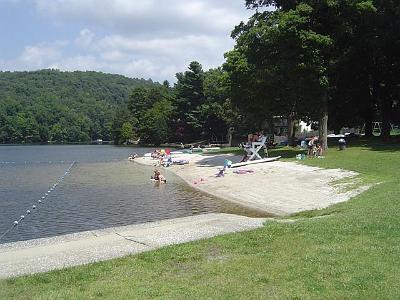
[[201, 147, 221, 152]]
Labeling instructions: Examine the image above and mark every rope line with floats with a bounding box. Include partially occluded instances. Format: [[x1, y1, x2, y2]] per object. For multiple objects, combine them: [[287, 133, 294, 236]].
[[0, 161, 77, 243], [0, 161, 69, 165]]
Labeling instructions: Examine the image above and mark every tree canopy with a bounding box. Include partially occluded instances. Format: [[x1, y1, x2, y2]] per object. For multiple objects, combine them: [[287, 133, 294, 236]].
[[224, 0, 400, 146]]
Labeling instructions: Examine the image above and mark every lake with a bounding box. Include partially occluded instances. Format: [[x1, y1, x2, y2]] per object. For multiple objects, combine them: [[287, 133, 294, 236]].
[[0, 145, 264, 244]]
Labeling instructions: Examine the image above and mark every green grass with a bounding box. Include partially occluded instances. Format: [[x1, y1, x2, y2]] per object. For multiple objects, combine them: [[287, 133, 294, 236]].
[[1, 139, 400, 299], [391, 128, 400, 136]]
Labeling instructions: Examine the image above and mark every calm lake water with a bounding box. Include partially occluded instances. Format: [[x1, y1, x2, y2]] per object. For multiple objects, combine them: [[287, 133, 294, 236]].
[[0, 145, 265, 244]]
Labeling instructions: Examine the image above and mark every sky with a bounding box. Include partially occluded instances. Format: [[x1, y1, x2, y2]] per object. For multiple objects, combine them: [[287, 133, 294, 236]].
[[0, 0, 254, 82]]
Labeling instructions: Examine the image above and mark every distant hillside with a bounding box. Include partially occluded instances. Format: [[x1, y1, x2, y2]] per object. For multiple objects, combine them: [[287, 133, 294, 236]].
[[0, 70, 157, 143]]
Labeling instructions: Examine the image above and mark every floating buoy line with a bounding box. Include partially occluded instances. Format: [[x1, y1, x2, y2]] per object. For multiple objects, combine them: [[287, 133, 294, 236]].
[[0, 160, 68, 165], [0, 161, 77, 243]]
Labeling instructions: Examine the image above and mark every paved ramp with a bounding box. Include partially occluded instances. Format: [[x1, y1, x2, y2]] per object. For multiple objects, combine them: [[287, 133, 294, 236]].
[[0, 213, 265, 279]]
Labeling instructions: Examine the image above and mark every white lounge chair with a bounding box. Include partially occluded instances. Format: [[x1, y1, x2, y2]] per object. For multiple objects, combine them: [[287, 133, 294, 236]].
[[246, 136, 268, 160]]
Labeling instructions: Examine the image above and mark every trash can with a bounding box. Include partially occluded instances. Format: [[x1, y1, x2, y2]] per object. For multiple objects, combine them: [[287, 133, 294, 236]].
[[338, 138, 346, 150]]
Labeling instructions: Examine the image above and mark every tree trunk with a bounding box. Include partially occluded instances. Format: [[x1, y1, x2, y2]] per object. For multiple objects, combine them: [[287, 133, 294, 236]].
[[379, 80, 393, 142], [381, 99, 392, 141], [319, 94, 328, 150], [287, 112, 296, 147], [364, 117, 373, 137], [227, 127, 233, 147], [364, 77, 377, 137]]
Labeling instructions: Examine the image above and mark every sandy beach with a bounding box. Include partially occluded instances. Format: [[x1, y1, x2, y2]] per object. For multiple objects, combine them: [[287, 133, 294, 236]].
[[135, 153, 369, 216]]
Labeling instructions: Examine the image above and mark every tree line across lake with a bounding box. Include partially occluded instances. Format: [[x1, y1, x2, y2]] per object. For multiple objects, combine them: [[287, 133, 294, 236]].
[[1, 1, 399, 146], [0, 70, 155, 144]]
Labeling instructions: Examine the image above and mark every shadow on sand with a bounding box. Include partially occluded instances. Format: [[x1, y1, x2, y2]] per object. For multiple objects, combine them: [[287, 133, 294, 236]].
[[194, 154, 243, 168]]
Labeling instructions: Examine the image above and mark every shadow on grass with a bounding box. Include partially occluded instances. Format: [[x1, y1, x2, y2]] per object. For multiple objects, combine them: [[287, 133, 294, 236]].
[[343, 136, 400, 152], [268, 147, 306, 159], [272, 137, 400, 156], [199, 137, 399, 163]]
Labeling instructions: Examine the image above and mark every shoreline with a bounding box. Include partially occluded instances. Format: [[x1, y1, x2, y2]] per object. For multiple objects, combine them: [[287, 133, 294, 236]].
[[0, 152, 370, 279], [133, 153, 369, 216]]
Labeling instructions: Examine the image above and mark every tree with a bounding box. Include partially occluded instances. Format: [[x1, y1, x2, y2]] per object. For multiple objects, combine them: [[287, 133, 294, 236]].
[[174, 61, 206, 142], [128, 87, 154, 121], [112, 103, 137, 144], [140, 99, 175, 146], [113, 84, 176, 145], [371, 1, 400, 140], [257, 0, 399, 142], [225, 3, 331, 148], [201, 68, 241, 143], [49, 123, 66, 143], [121, 122, 134, 144]]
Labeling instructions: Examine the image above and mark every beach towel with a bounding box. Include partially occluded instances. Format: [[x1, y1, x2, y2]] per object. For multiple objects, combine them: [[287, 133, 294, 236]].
[[233, 169, 254, 174]]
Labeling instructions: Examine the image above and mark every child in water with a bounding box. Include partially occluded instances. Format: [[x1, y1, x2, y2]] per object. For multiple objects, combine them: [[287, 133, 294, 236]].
[[152, 169, 167, 183], [128, 153, 138, 160]]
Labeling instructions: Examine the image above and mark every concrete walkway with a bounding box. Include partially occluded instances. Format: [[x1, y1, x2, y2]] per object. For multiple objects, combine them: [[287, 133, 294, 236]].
[[0, 213, 266, 279]]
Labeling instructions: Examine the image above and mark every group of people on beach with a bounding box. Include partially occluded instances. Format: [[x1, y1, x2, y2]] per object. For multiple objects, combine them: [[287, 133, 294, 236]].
[[151, 149, 173, 167], [128, 151, 168, 184], [246, 131, 265, 145], [241, 131, 323, 159], [150, 149, 162, 159], [148, 150, 170, 183]]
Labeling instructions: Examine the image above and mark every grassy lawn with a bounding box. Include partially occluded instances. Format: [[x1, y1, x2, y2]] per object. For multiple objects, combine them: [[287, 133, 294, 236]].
[[1, 139, 400, 299]]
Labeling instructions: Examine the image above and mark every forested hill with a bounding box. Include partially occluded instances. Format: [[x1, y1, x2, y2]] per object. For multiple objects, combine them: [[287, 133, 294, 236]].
[[0, 70, 156, 143]]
